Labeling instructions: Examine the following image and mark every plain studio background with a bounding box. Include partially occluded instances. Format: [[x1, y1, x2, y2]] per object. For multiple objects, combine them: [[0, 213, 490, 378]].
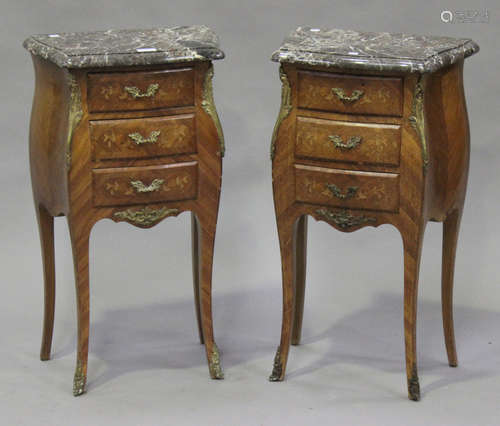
[[0, 1, 499, 425]]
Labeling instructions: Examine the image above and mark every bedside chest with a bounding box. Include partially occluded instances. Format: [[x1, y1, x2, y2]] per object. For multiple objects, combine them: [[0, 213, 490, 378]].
[[269, 27, 479, 400], [24, 26, 225, 396]]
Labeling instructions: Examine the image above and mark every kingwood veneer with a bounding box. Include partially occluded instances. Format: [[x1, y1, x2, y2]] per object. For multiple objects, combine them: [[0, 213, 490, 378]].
[[269, 27, 479, 401], [24, 26, 225, 396]]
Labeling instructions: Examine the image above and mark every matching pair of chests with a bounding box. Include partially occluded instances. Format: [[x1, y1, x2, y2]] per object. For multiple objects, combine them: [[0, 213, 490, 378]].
[[23, 25, 478, 400]]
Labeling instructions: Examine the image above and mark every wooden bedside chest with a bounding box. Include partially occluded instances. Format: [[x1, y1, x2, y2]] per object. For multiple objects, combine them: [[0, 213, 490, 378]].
[[269, 27, 479, 400], [23, 26, 225, 396]]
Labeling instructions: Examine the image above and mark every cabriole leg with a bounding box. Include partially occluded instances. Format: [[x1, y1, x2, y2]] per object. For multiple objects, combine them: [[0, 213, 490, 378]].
[[402, 227, 425, 401], [68, 219, 91, 396], [191, 213, 204, 344], [442, 208, 463, 367], [36, 204, 56, 361], [270, 216, 296, 381], [292, 215, 307, 345]]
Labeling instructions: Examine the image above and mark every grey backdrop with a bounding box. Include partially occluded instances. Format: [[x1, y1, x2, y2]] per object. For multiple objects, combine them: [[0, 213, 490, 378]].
[[1, 1, 499, 425]]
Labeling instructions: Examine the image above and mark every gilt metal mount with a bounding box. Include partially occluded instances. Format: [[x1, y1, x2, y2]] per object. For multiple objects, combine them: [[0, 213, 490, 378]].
[[124, 83, 159, 98], [128, 130, 161, 145], [270, 66, 292, 160], [325, 183, 358, 200], [113, 206, 179, 227], [208, 344, 224, 379], [269, 346, 283, 381], [331, 87, 364, 103], [73, 359, 86, 397], [329, 135, 363, 150], [202, 64, 225, 157], [409, 74, 429, 174], [315, 208, 376, 230], [130, 178, 164, 193]]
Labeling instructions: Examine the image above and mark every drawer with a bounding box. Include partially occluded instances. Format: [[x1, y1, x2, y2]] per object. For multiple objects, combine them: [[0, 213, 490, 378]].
[[298, 71, 403, 116], [90, 114, 196, 161], [93, 162, 198, 207], [87, 68, 194, 113], [296, 116, 401, 166], [295, 164, 399, 212]]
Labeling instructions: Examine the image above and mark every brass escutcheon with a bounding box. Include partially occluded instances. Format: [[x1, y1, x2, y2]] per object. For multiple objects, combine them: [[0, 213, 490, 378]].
[[331, 87, 364, 103], [325, 183, 358, 200], [329, 134, 363, 150], [128, 130, 161, 145], [124, 83, 159, 99], [130, 178, 164, 193]]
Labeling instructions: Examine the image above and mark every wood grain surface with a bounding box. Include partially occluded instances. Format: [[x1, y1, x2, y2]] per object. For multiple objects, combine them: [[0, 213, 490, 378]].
[[92, 162, 198, 206], [29, 57, 224, 395], [270, 61, 470, 401], [87, 68, 195, 112], [90, 113, 196, 161], [296, 116, 401, 166], [295, 164, 400, 212], [298, 70, 403, 116]]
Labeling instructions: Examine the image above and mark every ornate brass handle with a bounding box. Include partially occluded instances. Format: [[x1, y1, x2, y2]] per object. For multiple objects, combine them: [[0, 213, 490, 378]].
[[124, 83, 159, 99], [329, 135, 363, 150], [325, 183, 358, 200], [128, 130, 161, 145], [331, 87, 364, 103], [130, 178, 164, 193]]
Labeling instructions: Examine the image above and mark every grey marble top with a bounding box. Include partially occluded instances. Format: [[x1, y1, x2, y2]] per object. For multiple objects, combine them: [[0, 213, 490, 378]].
[[23, 26, 224, 68], [272, 27, 479, 73]]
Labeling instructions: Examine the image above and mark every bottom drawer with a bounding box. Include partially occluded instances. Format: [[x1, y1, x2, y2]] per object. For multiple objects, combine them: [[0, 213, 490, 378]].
[[93, 162, 197, 207], [295, 164, 399, 212]]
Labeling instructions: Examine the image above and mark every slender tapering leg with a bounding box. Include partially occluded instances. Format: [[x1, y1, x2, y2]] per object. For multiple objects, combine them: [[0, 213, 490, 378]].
[[292, 215, 307, 345], [402, 227, 425, 401], [191, 213, 204, 344], [36, 204, 56, 361], [442, 208, 462, 367], [196, 214, 223, 379], [68, 219, 91, 396], [270, 217, 295, 381]]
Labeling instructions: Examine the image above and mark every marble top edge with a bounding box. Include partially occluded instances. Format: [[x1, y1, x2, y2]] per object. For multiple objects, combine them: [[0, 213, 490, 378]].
[[272, 26, 479, 73], [23, 25, 224, 69]]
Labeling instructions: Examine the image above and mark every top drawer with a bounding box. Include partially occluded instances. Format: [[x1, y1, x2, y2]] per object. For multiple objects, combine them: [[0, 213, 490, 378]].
[[87, 68, 195, 113], [298, 71, 403, 117]]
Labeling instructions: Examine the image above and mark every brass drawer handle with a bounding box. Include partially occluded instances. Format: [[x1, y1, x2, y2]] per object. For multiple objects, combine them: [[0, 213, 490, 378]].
[[329, 135, 363, 150], [124, 83, 159, 99], [128, 130, 161, 145], [326, 183, 358, 200], [331, 87, 364, 103], [130, 178, 164, 193]]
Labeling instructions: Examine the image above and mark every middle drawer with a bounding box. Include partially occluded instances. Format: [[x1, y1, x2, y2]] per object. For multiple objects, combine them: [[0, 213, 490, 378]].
[[296, 116, 401, 167], [90, 114, 196, 161], [93, 162, 198, 207]]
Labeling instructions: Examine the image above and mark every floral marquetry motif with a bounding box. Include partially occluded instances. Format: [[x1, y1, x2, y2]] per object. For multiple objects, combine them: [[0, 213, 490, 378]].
[[270, 26, 478, 401], [93, 165, 197, 207]]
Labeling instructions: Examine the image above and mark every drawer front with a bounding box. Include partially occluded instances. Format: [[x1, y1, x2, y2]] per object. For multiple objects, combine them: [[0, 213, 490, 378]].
[[90, 114, 196, 161], [296, 116, 401, 166], [298, 71, 403, 116], [87, 68, 195, 113], [93, 162, 197, 207], [295, 164, 399, 212]]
